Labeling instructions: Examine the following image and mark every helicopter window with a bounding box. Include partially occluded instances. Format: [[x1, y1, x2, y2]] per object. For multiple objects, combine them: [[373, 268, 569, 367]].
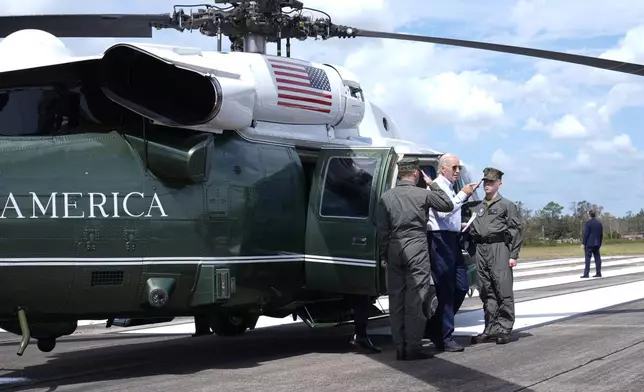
[[348, 86, 364, 102], [320, 156, 378, 219], [398, 163, 437, 189], [0, 86, 115, 136]]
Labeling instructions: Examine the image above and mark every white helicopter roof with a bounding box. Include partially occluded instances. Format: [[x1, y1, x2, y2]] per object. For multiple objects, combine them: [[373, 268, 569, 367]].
[[0, 29, 100, 72], [0, 29, 473, 170]]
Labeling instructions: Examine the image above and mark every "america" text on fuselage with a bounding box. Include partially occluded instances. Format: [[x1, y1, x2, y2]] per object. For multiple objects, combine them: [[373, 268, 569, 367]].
[[0, 192, 168, 219]]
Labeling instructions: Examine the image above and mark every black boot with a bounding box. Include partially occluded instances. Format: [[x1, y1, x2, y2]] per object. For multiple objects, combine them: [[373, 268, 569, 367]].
[[470, 333, 495, 344], [496, 333, 511, 344], [403, 348, 434, 360], [350, 334, 382, 353], [192, 315, 213, 337]]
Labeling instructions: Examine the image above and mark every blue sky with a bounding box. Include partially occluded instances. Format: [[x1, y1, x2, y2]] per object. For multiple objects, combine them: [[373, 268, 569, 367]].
[[2, 0, 644, 218]]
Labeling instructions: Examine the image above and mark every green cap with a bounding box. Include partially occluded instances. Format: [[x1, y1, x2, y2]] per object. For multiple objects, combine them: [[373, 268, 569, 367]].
[[397, 157, 419, 172], [483, 167, 504, 180]]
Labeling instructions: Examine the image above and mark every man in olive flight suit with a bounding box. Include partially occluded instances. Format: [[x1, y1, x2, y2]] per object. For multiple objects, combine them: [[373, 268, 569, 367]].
[[467, 167, 523, 345], [376, 157, 454, 360]]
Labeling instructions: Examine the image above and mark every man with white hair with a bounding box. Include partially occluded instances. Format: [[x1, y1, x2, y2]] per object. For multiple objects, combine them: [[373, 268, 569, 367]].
[[424, 153, 479, 352]]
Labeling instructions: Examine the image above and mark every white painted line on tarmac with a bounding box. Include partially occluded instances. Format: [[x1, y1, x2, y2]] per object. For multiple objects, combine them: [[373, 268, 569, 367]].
[[515, 255, 627, 270], [514, 257, 644, 277], [453, 279, 644, 336]]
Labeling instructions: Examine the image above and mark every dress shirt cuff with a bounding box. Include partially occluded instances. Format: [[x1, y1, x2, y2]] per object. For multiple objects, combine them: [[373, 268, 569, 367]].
[[455, 191, 467, 202]]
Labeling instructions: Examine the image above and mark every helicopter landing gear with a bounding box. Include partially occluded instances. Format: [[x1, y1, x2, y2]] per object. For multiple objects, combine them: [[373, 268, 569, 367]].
[[16, 308, 30, 356], [468, 288, 474, 298], [37, 338, 56, 353], [209, 312, 259, 337]]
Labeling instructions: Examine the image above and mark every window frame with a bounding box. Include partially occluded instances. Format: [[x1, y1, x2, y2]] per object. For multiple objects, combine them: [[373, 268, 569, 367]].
[[318, 155, 380, 220]]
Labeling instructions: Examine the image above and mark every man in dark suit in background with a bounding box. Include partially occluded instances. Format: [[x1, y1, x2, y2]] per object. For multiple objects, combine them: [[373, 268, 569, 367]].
[[581, 210, 603, 278]]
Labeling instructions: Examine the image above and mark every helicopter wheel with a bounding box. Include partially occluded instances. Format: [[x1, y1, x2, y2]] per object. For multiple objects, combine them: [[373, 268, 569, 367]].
[[37, 338, 56, 353], [209, 313, 253, 337], [468, 288, 474, 298]]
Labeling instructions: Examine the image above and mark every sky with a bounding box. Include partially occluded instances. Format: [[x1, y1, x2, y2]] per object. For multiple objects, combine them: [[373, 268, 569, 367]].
[[2, 0, 644, 218]]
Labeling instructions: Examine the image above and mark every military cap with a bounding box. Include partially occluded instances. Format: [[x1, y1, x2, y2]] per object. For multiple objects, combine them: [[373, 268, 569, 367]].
[[482, 167, 504, 180], [397, 157, 419, 172]]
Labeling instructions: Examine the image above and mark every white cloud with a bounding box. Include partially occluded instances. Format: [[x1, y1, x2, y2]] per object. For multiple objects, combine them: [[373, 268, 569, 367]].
[[490, 149, 540, 183], [586, 134, 637, 154], [420, 72, 504, 126], [549, 114, 588, 139]]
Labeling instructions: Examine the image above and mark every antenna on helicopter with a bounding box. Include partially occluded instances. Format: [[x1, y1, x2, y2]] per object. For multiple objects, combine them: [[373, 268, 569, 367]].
[[0, 0, 643, 75]]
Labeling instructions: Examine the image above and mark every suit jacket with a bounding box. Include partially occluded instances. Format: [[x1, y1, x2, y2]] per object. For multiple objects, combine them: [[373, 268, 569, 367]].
[[583, 218, 603, 248]]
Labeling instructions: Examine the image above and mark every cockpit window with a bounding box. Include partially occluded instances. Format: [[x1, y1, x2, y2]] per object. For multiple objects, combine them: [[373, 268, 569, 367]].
[[0, 61, 141, 137], [1, 88, 80, 136], [0, 86, 115, 136], [347, 86, 364, 101]]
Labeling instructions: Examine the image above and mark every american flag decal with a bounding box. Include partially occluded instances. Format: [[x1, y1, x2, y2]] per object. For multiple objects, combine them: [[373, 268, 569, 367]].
[[266, 57, 333, 113]]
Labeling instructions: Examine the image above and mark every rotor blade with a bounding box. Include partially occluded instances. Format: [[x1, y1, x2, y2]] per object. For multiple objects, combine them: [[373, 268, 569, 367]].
[[353, 29, 644, 77], [0, 14, 174, 38]]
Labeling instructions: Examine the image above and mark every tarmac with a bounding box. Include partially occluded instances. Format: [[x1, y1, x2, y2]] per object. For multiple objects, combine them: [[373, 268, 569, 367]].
[[1, 255, 644, 391]]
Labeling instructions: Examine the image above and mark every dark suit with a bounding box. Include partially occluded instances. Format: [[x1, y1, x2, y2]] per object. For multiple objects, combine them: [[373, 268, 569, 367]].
[[582, 218, 603, 277]]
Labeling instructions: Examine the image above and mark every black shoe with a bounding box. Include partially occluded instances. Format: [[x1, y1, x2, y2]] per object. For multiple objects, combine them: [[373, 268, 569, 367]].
[[396, 349, 406, 360], [593, 274, 602, 278], [496, 333, 511, 344], [402, 349, 434, 360], [350, 334, 382, 353], [434, 339, 464, 352], [580, 275, 589, 278], [470, 333, 494, 344]]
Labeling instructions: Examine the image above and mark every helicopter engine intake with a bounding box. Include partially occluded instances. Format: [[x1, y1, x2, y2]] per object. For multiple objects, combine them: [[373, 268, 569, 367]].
[[99, 44, 223, 127]]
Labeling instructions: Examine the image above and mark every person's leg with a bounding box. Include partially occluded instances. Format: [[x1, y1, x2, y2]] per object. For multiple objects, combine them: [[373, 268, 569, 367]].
[[427, 232, 463, 351], [592, 246, 602, 277], [349, 294, 381, 353], [453, 235, 470, 315], [192, 315, 212, 337], [471, 244, 498, 344], [582, 246, 592, 277], [387, 241, 410, 359], [490, 243, 514, 345], [401, 237, 434, 360]]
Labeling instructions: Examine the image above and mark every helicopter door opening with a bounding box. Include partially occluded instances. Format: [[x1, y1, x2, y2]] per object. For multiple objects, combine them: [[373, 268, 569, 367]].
[[304, 147, 395, 296]]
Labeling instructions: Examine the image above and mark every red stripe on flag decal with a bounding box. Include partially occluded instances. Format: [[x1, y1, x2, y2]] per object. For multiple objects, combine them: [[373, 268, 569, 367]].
[[278, 102, 331, 113], [267, 57, 333, 113]]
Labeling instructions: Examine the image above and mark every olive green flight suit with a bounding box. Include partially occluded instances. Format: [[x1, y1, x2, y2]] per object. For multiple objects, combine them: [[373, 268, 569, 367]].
[[469, 195, 523, 336], [376, 179, 453, 353]]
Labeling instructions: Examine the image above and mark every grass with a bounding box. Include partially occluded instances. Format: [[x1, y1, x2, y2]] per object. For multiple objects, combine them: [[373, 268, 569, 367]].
[[520, 241, 644, 260]]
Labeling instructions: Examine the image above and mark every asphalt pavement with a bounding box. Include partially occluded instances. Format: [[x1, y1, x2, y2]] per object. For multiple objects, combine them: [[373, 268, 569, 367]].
[[1, 255, 643, 391]]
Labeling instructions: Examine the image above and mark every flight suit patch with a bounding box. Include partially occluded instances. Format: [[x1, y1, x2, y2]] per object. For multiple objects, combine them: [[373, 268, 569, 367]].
[[478, 206, 485, 217], [488, 208, 499, 215]]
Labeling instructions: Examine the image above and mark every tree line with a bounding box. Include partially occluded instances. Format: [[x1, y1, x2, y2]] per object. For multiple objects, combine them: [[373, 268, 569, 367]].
[[513, 200, 644, 245]]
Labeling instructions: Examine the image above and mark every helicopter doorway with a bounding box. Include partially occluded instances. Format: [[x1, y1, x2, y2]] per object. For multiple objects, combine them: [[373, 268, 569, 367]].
[[303, 146, 396, 296]]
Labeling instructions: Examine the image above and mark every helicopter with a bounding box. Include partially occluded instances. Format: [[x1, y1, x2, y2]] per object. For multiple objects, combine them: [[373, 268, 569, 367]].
[[0, 0, 642, 357]]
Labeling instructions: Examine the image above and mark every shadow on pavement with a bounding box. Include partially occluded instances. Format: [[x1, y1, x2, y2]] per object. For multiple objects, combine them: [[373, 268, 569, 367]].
[[0, 319, 535, 392]]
